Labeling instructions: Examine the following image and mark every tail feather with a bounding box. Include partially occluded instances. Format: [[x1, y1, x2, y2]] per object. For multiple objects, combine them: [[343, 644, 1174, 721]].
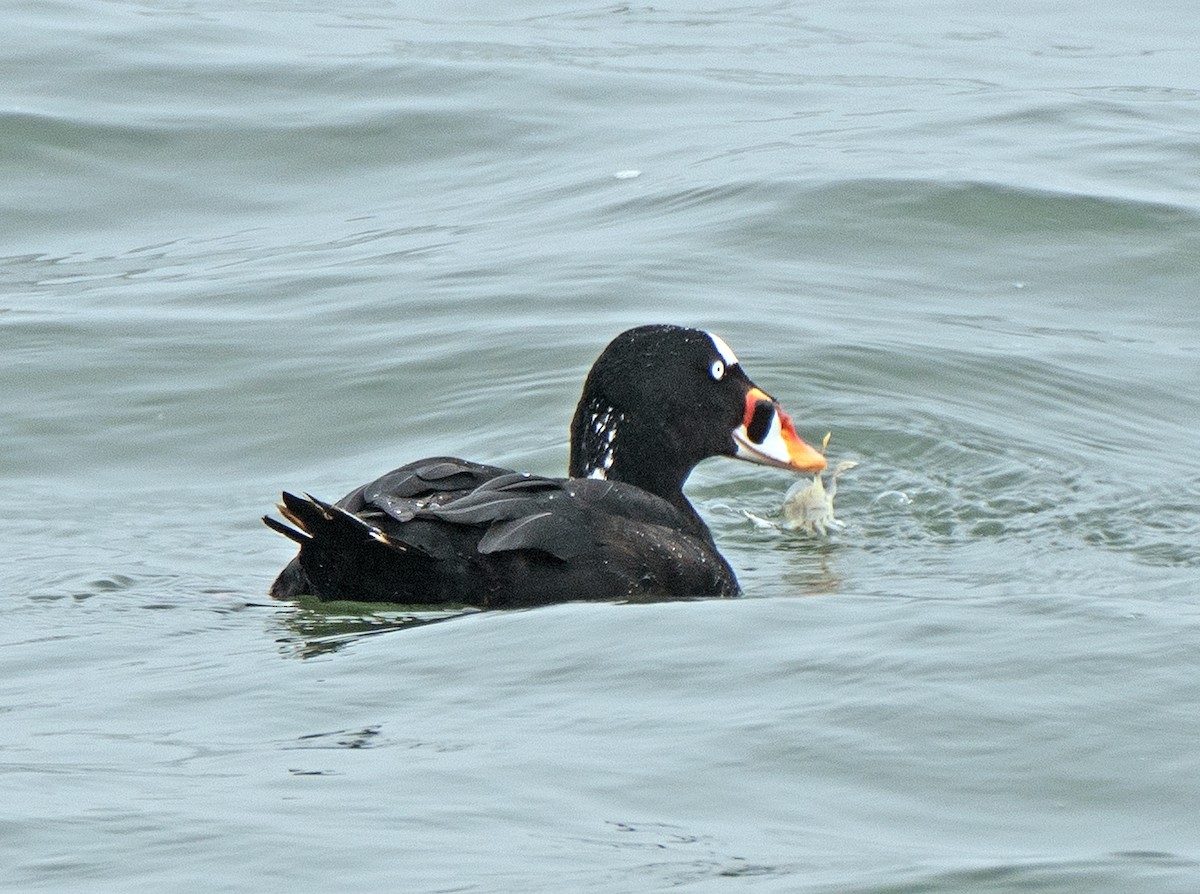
[[264, 491, 438, 602], [278, 490, 333, 529], [266, 491, 419, 555], [262, 513, 309, 544]]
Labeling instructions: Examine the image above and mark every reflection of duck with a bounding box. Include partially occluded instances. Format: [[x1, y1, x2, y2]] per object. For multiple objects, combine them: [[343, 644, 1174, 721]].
[[265, 325, 826, 606]]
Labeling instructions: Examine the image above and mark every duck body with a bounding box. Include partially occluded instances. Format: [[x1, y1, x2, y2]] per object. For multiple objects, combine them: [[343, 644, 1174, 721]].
[[266, 325, 826, 606], [268, 457, 737, 606]]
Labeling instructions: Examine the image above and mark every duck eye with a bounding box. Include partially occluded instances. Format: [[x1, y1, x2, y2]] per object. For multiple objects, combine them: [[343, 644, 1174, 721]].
[[709, 359, 725, 381]]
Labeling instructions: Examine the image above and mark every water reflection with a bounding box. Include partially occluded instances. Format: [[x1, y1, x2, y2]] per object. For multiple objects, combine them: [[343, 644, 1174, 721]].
[[271, 595, 482, 657]]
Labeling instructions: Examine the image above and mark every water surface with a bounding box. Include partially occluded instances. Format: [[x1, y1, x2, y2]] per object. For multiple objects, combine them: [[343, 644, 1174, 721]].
[[4, 1, 1199, 891]]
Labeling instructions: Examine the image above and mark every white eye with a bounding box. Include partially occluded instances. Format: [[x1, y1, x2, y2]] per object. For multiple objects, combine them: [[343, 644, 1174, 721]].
[[709, 359, 725, 381]]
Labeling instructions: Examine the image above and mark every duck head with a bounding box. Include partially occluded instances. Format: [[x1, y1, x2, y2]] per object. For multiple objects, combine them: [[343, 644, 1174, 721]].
[[568, 325, 826, 505]]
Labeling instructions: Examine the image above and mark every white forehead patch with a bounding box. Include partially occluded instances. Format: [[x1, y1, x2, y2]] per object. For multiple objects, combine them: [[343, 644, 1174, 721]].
[[707, 332, 739, 367]]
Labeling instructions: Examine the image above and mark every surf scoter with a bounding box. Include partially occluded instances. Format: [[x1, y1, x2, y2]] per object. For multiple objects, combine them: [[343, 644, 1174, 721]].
[[264, 324, 826, 606]]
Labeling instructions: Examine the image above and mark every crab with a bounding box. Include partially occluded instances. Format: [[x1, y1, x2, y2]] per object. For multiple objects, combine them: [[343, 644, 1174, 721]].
[[780, 433, 857, 536]]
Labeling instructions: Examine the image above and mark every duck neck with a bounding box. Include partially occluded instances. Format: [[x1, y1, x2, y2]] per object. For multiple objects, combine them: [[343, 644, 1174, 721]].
[[568, 396, 708, 533]]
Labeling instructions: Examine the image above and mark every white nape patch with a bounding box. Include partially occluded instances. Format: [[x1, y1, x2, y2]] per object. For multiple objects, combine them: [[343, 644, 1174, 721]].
[[707, 332, 739, 367], [590, 408, 615, 440], [583, 404, 623, 479]]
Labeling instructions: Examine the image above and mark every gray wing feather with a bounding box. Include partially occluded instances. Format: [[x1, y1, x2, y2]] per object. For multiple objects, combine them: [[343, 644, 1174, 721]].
[[476, 511, 589, 561]]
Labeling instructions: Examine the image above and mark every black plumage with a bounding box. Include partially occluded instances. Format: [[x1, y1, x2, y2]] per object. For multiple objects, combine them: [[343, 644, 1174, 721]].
[[265, 325, 826, 606]]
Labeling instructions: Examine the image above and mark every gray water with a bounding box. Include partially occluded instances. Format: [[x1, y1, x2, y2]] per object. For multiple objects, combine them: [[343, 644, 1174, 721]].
[[4, 1, 1200, 891]]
